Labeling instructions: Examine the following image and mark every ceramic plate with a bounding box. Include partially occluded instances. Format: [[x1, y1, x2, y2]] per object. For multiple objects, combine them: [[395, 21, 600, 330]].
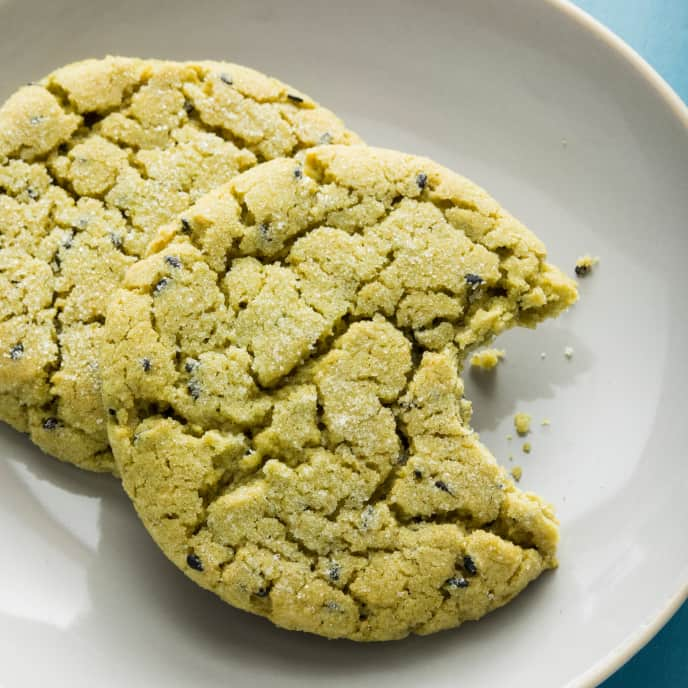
[[0, 1, 686, 686]]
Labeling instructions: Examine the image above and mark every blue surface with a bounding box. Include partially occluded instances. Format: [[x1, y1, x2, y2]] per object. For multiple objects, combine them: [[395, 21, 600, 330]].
[[573, 2, 688, 685]]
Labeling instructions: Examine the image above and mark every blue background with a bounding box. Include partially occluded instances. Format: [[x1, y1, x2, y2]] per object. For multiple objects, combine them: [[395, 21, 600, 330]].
[[573, 1, 688, 685]]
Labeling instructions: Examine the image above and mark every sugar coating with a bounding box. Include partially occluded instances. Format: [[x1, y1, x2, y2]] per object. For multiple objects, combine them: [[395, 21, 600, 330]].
[[470, 348, 505, 370], [0, 56, 360, 472], [102, 145, 577, 640]]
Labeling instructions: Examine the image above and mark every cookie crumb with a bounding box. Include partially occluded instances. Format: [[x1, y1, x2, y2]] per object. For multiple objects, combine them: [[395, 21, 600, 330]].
[[522, 442, 532, 454], [470, 348, 505, 370], [511, 466, 523, 481], [514, 412, 531, 435], [541, 418, 551, 427], [574, 254, 599, 277], [506, 434, 513, 441], [564, 346, 574, 359], [540, 352, 547, 360]]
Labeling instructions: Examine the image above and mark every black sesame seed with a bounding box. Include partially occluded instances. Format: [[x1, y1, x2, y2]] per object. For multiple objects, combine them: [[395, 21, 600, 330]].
[[293, 167, 303, 180], [42, 417, 60, 431], [29, 115, 43, 125], [153, 278, 170, 296], [434, 480, 451, 493], [110, 233, 123, 249], [164, 255, 182, 269], [186, 553, 203, 571], [259, 222, 271, 241], [445, 576, 469, 589], [319, 132, 333, 145], [360, 504, 375, 530], [575, 264, 590, 277], [255, 587, 269, 597], [9, 343, 24, 360], [416, 172, 428, 190], [183, 99, 195, 114], [188, 379, 202, 400], [324, 601, 340, 611], [413, 470, 423, 479], [463, 555, 478, 576], [27, 187, 39, 200], [140, 358, 152, 372], [465, 273, 484, 288], [328, 562, 341, 582], [62, 231, 74, 249], [185, 358, 199, 373], [180, 217, 191, 233], [287, 93, 304, 103], [220, 73, 233, 85]]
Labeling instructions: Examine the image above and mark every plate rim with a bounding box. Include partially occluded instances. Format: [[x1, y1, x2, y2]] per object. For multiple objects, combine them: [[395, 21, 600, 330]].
[[545, 6, 688, 686]]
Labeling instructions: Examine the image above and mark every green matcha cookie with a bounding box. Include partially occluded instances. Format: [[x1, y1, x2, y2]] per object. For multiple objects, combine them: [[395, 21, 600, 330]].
[[0, 56, 360, 472], [102, 145, 577, 640]]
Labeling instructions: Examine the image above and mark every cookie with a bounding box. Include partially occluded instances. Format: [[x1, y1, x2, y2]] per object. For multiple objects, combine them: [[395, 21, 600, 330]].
[[102, 145, 577, 640], [0, 56, 360, 472]]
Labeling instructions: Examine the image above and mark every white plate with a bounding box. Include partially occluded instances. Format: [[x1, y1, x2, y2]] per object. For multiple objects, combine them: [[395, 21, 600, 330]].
[[1, 1, 686, 686]]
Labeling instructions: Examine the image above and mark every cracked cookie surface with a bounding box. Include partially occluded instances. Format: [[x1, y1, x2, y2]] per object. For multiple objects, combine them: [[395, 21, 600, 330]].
[[0, 56, 360, 471], [102, 145, 576, 640]]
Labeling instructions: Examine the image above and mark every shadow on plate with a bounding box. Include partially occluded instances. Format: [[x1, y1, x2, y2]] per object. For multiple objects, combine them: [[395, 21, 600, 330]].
[[465, 322, 593, 433], [3, 430, 557, 679]]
